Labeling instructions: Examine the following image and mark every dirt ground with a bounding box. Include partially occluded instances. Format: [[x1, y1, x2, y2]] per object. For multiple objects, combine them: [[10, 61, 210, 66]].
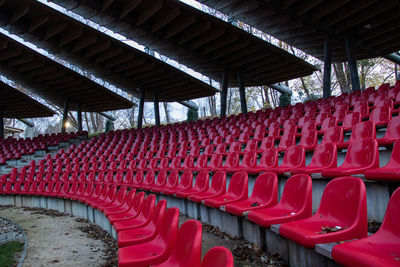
[[0, 206, 107, 267]]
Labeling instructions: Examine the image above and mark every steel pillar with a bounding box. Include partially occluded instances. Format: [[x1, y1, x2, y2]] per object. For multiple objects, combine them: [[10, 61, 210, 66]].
[[237, 71, 247, 115], [153, 89, 160, 127], [220, 69, 228, 117], [323, 38, 332, 98], [345, 36, 361, 91], [61, 99, 69, 133], [76, 102, 82, 132], [0, 112, 3, 138], [137, 89, 145, 129]]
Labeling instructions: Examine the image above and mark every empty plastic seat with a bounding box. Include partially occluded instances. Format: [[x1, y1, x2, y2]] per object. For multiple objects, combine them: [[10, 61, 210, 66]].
[[188, 172, 226, 203], [369, 106, 392, 126], [257, 137, 275, 153], [331, 187, 400, 267], [152, 220, 202, 267], [203, 171, 248, 208], [269, 145, 305, 174], [118, 207, 179, 267], [291, 143, 337, 175], [151, 171, 168, 193], [299, 130, 318, 151], [224, 172, 278, 216], [365, 140, 400, 181], [353, 100, 370, 119], [277, 131, 296, 152], [247, 174, 312, 227], [377, 116, 400, 146], [175, 171, 209, 198], [201, 247, 234, 267], [337, 121, 376, 149], [118, 199, 167, 248], [322, 138, 379, 177], [342, 112, 361, 131], [141, 170, 156, 191], [320, 126, 344, 145], [162, 171, 193, 195], [279, 176, 367, 248]]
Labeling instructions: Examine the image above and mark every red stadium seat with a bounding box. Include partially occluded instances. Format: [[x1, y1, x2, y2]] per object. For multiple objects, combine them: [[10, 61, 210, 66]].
[[247, 174, 312, 227], [269, 145, 305, 175], [141, 170, 156, 191], [201, 247, 234, 267], [151, 171, 168, 193], [320, 126, 344, 145], [118, 207, 179, 267], [188, 172, 226, 203], [299, 129, 318, 151], [159, 171, 180, 194], [322, 138, 379, 177], [279, 176, 367, 248], [377, 116, 400, 146], [291, 143, 337, 175], [365, 140, 400, 181], [203, 171, 248, 208], [224, 172, 278, 216], [337, 121, 376, 149], [342, 112, 361, 131], [332, 187, 400, 267], [162, 171, 193, 196], [152, 220, 202, 267], [175, 171, 209, 198]]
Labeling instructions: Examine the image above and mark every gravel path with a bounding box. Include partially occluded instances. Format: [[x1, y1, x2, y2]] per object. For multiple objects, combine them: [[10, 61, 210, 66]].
[[0, 206, 107, 267]]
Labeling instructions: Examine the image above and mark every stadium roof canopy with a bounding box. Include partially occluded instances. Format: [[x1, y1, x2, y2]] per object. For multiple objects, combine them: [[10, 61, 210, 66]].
[[39, 0, 317, 86], [0, 80, 55, 118], [0, 0, 218, 102], [0, 33, 133, 112], [197, 0, 400, 62]]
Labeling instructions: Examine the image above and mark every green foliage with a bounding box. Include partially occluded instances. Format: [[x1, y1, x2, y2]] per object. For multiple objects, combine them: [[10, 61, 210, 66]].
[[279, 93, 291, 107], [105, 119, 114, 133], [305, 93, 319, 102], [187, 108, 198, 122], [0, 241, 23, 267]]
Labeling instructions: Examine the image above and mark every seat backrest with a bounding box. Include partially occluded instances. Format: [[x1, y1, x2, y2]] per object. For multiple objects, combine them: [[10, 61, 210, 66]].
[[353, 100, 369, 118], [321, 126, 344, 144], [144, 170, 155, 185], [385, 116, 400, 139], [228, 141, 241, 154], [170, 157, 182, 169], [115, 186, 127, 203], [209, 154, 222, 169], [180, 171, 193, 188], [152, 199, 167, 226], [182, 156, 195, 169], [349, 121, 376, 142], [280, 146, 305, 168], [259, 137, 275, 151], [215, 143, 227, 155], [267, 123, 281, 139], [379, 187, 400, 236], [226, 171, 248, 198], [201, 247, 234, 267], [240, 151, 258, 168], [342, 138, 379, 168], [278, 131, 295, 150], [317, 177, 367, 228], [124, 171, 134, 184], [342, 112, 361, 129], [370, 106, 392, 125], [193, 171, 209, 191], [155, 171, 168, 186], [279, 174, 312, 213], [308, 143, 337, 168], [258, 149, 278, 168], [223, 152, 240, 168], [250, 172, 278, 203], [166, 171, 179, 187], [134, 171, 144, 184], [209, 171, 226, 194], [299, 130, 318, 147], [171, 220, 202, 267], [159, 207, 179, 250]]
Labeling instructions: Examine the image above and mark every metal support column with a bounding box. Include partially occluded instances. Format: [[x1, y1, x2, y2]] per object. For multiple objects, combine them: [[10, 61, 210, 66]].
[[220, 69, 228, 117], [323, 38, 332, 98], [0, 112, 4, 138], [345, 35, 361, 91], [76, 102, 82, 132], [61, 99, 69, 133], [237, 71, 247, 115], [153, 89, 160, 127], [137, 89, 145, 129]]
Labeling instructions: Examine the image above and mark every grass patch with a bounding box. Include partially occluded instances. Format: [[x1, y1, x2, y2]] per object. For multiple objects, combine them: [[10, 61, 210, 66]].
[[0, 241, 23, 267]]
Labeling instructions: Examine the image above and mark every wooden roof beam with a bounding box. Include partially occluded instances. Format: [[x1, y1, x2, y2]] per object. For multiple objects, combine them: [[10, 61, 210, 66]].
[[0, 47, 22, 60], [165, 14, 196, 39], [178, 21, 211, 45], [72, 32, 97, 52], [136, 0, 163, 26], [202, 33, 237, 55], [189, 27, 226, 50], [95, 47, 123, 63], [0, 39, 8, 49], [45, 75, 75, 86], [123, 62, 156, 77], [101, 0, 114, 11], [295, 0, 323, 16], [10, 4, 30, 24], [35, 71, 65, 82], [120, 0, 143, 19], [309, 0, 351, 22], [212, 39, 250, 59], [48, 79, 82, 89], [104, 53, 135, 68], [17, 61, 45, 73], [59, 26, 83, 47], [7, 55, 34, 66], [152, 6, 180, 32], [44, 22, 68, 40], [113, 57, 146, 73], [84, 39, 110, 58], [28, 14, 49, 32], [27, 66, 57, 77]]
